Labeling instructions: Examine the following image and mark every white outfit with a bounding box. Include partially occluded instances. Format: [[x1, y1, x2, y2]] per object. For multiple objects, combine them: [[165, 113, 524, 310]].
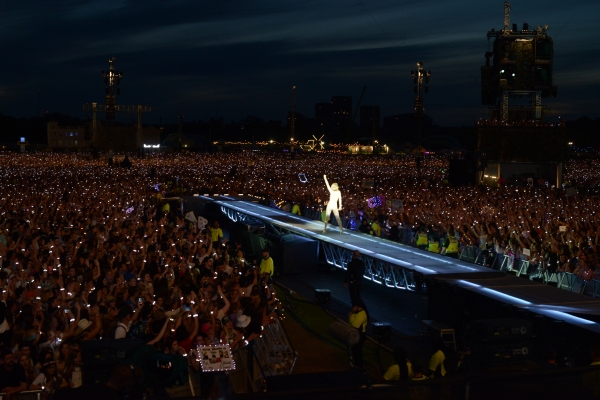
[[70, 367, 82, 388], [114, 322, 129, 339], [32, 372, 49, 387], [324, 177, 343, 233]]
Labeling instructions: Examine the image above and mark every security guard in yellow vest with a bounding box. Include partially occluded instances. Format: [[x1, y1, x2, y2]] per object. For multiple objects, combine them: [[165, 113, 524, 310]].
[[291, 202, 301, 216], [415, 227, 428, 250], [371, 220, 381, 237], [441, 227, 460, 259], [428, 238, 439, 253]]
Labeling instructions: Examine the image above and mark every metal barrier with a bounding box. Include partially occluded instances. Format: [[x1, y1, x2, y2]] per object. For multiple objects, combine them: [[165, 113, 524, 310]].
[[543, 270, 559, 284], [583, 279, 600, 298], [251, 319, 297, 377], [229, 345, 262, 394], [0, 390, 42, 400], [499, 254, 516, 272], [473, 248, 488, 265], [497, 257, 536, 278], [459, 246, 480, 264], [527, 260, 549, 281], [515, 260, 530, 277], [489, 253, 502, 269], [557, 272, 585, 294], [229, 318, 297, 394]]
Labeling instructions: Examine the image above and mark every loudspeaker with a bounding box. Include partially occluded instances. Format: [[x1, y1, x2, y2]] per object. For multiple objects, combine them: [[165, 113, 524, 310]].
[[372, 322, 391, 342], [315, 289, 331, 304]]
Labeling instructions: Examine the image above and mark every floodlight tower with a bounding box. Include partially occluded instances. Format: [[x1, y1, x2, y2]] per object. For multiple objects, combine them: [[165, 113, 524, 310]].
[[102, 57, 123, 122], [411, 61, 431, 145], [84, 57, 151, 150]]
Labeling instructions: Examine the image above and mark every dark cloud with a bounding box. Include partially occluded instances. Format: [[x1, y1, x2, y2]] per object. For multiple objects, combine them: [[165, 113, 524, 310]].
[[0, 0, 598, 126]]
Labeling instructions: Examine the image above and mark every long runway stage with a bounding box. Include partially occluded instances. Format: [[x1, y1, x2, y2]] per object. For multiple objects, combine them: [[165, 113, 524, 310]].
[[195, 195, 600, 335]]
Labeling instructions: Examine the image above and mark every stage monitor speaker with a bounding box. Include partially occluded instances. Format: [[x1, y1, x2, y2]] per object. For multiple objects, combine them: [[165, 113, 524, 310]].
[[372, 322, 391, 343], [472, 340, 533, 365], [468, 318, 533, 342], [315, 289, 331, 304]]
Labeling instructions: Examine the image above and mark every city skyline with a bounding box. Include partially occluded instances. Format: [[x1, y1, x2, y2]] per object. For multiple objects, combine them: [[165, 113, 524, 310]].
[[1, 0, 599, 127]]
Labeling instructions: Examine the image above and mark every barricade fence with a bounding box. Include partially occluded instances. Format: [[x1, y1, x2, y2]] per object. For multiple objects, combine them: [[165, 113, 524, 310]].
[[229, 318, 297, 394], [0, 390, 42, 400]]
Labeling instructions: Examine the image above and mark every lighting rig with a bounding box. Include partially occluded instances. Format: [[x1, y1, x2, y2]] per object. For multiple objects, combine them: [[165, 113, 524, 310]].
[[83, 57, 151, 150]]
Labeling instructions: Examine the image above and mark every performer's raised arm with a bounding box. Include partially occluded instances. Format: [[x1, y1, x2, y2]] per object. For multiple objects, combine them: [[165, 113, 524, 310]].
[[322, 175, 343, 235], [324, 175, 331, 192]]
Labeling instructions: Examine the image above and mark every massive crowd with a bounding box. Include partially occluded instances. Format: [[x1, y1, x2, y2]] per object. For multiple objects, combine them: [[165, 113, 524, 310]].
[[0, 152, 279, 398], [0, 151, 599, 397]]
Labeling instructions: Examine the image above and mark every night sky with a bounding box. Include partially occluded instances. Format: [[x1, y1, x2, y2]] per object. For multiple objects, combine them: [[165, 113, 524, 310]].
[[1, 0, 598, 127]]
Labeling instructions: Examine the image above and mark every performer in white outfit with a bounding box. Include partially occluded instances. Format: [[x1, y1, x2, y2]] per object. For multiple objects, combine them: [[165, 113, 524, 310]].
[[323, 175, 343, 234]]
